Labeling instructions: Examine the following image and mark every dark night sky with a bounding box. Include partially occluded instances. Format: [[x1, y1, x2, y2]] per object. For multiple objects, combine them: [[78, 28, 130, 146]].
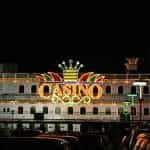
[[0, 46, 149, 73], [0, 9, 149, 73]]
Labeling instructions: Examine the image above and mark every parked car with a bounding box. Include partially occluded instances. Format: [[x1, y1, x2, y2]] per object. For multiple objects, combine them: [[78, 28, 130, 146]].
[[75, 133, 112, 150], [11, 128, 42, 137], [0, 136, 70, 150], [36, 133, 81, 150]]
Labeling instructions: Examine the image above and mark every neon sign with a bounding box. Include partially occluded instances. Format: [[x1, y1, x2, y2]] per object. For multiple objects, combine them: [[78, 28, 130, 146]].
[[36, 60, 105, 105]]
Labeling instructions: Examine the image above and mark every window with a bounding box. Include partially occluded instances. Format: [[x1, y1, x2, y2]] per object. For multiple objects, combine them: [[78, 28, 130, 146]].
[[55, 107, 61, 115], [144, 108, 149, 115], [18, 106, 23, 114], [80, 107, 86, 115], [31, 85, 37, 93], [3, 108, 6, 112], [43, 106, 48, 114], [106, 86, 111, 94], [93, 86, 98, 97], [105, 107, 111, 115], [43, 86, 49, 96], [7, 108, 10, 112], [131, 107, 136, 115], [68, 107, 73, 115], [143, 86, 149, 94], [19, 85, 24, 93], [30, 106, 36, 114], [131, 86, 136, 94], [118, 107, 123, 115], [93, 107, 98, 115], [118, 86, 124, 94]]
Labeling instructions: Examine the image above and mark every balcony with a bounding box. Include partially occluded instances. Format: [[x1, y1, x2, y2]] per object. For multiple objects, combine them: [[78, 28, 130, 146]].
[[0, 73, 150, 80]]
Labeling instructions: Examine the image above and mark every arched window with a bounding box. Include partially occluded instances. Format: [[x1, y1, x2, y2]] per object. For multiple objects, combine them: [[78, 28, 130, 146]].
[[118, 86, 124, 94], [18, 106, 23, 114], [43, 86, 49, 96], [43, 106, 48, 114], [55, 107, 61, 114], [3, 108, 6, 112], [93, 86, 98, 96], [118, 107, 123, 115], [131, 107, 136, 115], [80, 107, 86, 115], [31, 85, 37, 93], [144, 108, 149, 115], [30, 106, 36, 114], [93, 107, 98, 115], [19, 85, 24, 93], [131, 86, 136, 94], [7, 108, 10, 112], [68, 107, 73, 115], [105, 107, 111, 115], [143, 86, 149, 94], [106, 86, 111, 94]]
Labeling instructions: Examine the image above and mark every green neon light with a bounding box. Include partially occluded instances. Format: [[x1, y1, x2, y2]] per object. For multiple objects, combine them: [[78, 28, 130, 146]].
[[123, 101, 130, 112], [127, 94, 137, 106], [127, 94, 137, 97]]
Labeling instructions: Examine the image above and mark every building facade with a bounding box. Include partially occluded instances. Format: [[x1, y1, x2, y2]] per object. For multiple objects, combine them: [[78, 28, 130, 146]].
[[0, 59, 150, 132]]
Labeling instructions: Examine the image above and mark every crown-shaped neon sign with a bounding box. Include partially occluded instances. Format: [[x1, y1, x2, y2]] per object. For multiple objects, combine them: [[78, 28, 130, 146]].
[[36, 59, 105, 83], [58, 59, 84, 82]]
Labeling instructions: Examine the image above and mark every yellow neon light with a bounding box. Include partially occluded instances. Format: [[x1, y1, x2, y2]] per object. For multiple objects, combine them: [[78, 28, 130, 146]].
[[38, 83, 103, 105]]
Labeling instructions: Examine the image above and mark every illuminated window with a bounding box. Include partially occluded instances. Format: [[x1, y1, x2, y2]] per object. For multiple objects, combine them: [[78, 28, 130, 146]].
[[106, 86, 111, 94], [30, 106, 36, 114], [19, 85, 24, 93], [131, 107, 136, 115], [31, 85, 37, 93], [118, 86, 124, 94], [43, 106, 48, 114], [43, 86, 49, 96], [68, 107, 73, 115], [118, 107, 123, 115], [144, 108, 149, 115], [105, 107, 111, 115], [143, 86, 149, 94], [80, 107, 86, 115], [55, 107, 61, 114], [93, 107, 98, 115], [131, 86, 136, 94], [18, 106, 23, 114]]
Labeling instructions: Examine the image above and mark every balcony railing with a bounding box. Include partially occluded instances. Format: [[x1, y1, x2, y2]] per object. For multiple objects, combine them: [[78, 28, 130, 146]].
[[0, 94, 150, 101], [0, 94, 40, 100], [0, 112, 120, 121], [0, 73, 150, 79]]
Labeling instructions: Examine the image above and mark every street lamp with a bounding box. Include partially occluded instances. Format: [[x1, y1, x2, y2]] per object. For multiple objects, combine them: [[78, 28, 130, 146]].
[[132, 81, 147, 121]]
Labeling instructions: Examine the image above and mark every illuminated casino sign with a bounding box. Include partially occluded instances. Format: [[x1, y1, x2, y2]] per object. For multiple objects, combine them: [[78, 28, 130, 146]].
[[36, 60, 105, 105]]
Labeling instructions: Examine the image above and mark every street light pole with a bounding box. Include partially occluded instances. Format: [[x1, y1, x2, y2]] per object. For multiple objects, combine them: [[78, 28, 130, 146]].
[[133, 81, 147, 121], [11, 110, 14, 129]]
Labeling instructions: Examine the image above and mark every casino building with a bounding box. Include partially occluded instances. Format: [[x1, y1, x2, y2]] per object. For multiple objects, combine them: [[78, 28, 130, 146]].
[[0, 58, 150, 132]]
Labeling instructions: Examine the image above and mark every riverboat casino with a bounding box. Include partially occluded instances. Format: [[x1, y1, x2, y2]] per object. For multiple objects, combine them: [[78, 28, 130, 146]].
[[0, 58, 150, 132]]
